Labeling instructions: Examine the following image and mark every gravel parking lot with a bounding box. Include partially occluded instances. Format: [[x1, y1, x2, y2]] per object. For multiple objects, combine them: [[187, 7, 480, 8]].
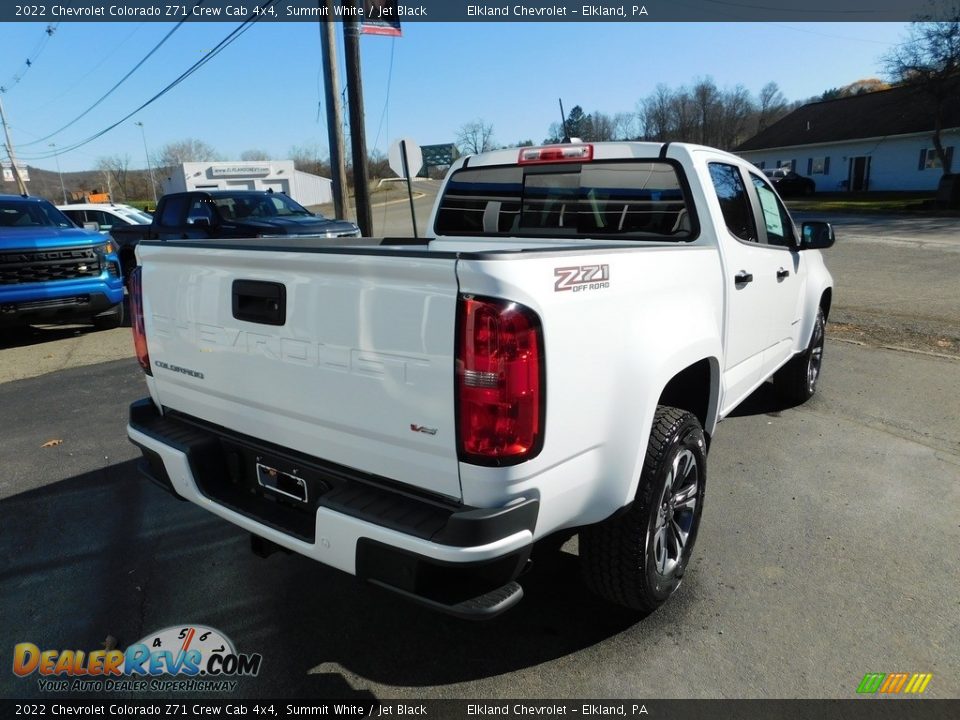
[[1, 211, 958, 700]]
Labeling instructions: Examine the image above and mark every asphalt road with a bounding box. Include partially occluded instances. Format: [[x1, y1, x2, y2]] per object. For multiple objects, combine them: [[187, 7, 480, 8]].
[[369, 178, 441, 238], [792, 212, 960, 346], [1, 341, 958, 700]]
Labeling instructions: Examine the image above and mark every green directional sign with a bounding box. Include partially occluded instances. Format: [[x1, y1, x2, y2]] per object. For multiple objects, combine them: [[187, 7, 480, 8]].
[[421, 144, 459, 170]]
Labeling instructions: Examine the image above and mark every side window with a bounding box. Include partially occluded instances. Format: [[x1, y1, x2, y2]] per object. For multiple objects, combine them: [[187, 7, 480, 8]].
[[708, 162, 756, 242], [63, 210, 84, 226], [158, 196, 188, 227], [187, 197, 216, 225], [89, 210, 116, 229], [749, 174, 796, 247]]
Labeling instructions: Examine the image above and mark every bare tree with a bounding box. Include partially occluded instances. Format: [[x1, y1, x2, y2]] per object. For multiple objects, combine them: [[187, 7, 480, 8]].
[[718, 85, 755, 150], [882, 13, 960, 173], [669, 90, 698, 142], [543, 122, 565, 144], [97, 154, 133, 201], [692, 78, 721, 145], [456, 119, 495, 154], [288, 143, 330, 177], [367, 149, 391, 179], [589, 111, 616, 141], [240, 149, 271, 161], [613, 111, 638, 140], [641, 84, 675, 140], [156, 138, 219, 170], [757, 81, 788, 131]]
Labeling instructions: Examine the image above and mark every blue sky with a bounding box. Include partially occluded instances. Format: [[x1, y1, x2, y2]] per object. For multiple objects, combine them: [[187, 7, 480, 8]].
[[1, 20, 910, 173]]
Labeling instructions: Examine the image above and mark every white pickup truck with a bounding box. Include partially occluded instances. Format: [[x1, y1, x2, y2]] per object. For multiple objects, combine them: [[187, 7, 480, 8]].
[[127, 142, 834, 619]]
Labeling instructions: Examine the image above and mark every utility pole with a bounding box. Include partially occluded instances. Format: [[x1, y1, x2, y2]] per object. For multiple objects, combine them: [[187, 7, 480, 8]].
[[320, 0, 350, 221], [0, 94, 28, 196], [135, 121, 158, 205], [342, 6, 372, 236], [49, 143, 67, 204]]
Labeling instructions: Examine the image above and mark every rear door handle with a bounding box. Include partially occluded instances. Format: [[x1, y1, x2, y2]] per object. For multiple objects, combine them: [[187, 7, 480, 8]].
[[734, 271, 753, 284], [233, 280, 287, 326], [777, 268, 790, 280]]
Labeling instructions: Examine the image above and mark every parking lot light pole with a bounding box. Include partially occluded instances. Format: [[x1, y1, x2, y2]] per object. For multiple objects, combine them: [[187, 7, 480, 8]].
[[135, 121, 158, 205], [49, 143, 67, 204]]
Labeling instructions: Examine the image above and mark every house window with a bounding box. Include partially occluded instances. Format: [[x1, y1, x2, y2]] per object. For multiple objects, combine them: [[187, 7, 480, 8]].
[[919, 147, 954, 170], [808, 157, 829, 175], [777, 159, 796, 171]]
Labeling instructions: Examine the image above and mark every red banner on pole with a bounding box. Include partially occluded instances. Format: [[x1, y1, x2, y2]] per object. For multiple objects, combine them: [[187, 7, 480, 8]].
[[361, 0, 402, 36]]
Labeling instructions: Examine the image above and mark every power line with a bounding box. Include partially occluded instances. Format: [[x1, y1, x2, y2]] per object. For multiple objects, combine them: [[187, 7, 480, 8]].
[[27, 24, 147, 114], [17, 0, 279, 161], [0, 21, 63, 94], [371, 37, 397, 153], [20, 6, 206, 147]]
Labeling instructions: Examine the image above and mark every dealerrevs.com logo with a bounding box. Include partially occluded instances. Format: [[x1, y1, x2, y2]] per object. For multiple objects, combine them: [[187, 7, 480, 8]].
[[13, 625, 262, 693]]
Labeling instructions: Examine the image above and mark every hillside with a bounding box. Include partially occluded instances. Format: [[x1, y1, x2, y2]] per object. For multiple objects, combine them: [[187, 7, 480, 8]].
[[1, 166, 150, 203]]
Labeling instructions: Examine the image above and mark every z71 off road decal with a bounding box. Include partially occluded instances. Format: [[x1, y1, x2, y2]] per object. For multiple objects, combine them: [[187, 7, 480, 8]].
[[554, 264, 610, 292]]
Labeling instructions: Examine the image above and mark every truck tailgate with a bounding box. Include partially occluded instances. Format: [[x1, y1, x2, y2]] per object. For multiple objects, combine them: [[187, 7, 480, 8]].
[[138, 243, 462, 500]]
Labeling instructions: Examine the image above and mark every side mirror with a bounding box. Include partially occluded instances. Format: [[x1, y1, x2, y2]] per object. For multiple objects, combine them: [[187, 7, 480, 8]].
[[801, 221, 835, 250], [192, 218, 211, 228], [83, 221, 100, 232]]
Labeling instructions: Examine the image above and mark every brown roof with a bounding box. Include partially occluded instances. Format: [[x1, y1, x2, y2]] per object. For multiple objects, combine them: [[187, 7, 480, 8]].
[[737, 79, 960, 152]]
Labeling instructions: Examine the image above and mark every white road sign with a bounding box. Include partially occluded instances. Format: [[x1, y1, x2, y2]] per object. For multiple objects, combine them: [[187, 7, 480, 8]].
[[389, 138, 423, 179]]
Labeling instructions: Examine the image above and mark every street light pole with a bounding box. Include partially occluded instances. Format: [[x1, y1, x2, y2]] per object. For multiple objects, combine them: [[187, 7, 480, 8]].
[[135, 121, 158, 205], [49, 142, 67, 204]]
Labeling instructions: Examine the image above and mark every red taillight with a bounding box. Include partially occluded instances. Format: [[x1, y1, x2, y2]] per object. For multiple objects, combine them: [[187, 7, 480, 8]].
[[456, 296, 544, 464], [129, 266, 151, 375], [518, 144, 593, 164]]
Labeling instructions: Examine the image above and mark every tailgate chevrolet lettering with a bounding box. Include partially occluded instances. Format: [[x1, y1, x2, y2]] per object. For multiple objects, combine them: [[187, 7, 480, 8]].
[[152, 315, 431, 383]]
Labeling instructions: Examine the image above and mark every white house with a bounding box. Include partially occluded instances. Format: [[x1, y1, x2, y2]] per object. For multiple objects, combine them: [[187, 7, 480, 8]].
[[737, 82, 959, 192], [161, 160, 333, 205]]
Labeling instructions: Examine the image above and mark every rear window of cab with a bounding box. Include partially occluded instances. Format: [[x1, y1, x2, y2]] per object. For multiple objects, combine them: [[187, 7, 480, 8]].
[[434, 160, 696, 240]]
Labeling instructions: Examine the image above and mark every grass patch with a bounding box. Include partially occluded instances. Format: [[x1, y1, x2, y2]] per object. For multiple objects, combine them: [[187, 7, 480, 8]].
[[785, 191, 946, 214]]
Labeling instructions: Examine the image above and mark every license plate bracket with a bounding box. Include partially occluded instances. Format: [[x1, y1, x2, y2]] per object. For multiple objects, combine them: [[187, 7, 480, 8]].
[[256, 462, 308, 504]]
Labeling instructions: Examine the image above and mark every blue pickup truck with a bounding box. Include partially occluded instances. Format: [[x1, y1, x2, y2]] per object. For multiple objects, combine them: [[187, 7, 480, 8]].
[[1, 194, 125, 330]]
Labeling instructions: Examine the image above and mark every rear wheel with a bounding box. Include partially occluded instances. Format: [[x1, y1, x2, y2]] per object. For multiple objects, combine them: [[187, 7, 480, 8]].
[[775, 307, 825, 404], [580, 406, 707, 612]]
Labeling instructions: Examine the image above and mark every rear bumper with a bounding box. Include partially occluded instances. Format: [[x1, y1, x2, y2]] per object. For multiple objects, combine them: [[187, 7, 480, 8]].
[[127, 399, 537, 618]]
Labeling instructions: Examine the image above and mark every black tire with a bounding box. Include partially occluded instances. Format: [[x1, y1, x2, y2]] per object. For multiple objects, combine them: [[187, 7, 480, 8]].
[[775, 307, 825, 404], [580, 406, 707, 613], [92, 302, 124, 331]]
